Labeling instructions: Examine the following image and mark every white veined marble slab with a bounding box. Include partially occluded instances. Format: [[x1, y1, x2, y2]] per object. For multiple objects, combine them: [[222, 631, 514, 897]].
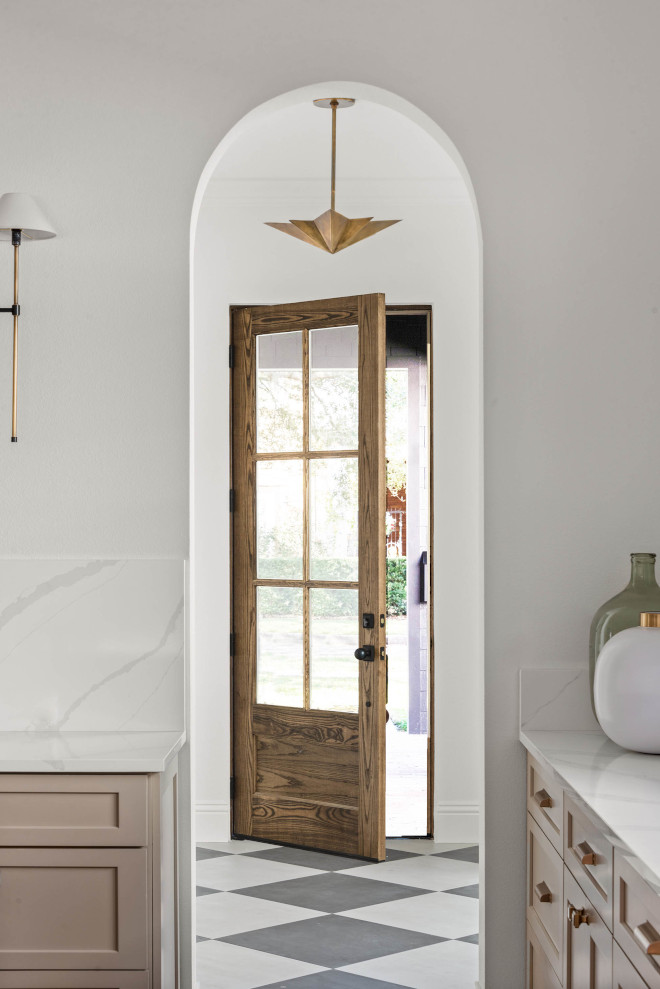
[[520, 667, 599, 731], [0, 730, 185, 772], [0, 559, 184, 732]]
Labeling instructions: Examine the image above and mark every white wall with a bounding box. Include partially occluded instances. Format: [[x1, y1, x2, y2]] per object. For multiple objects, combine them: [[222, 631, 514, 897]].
[[4, 3, 660, 985], [193, 98, 481, 843]]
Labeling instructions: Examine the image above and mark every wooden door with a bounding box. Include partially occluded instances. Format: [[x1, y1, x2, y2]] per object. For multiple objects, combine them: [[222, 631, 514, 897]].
[[231, 295, 387, 860]]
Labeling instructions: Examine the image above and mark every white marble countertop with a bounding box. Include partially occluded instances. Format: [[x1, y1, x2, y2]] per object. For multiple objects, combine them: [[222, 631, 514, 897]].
[[520, 727, 660, 894], [0, 730, 186, 772]]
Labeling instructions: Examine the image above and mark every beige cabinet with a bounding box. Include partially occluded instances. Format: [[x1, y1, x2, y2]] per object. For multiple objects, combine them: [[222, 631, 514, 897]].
[[526, 752, 656, 989], [0, 765, 178, 989], [564, 865, 612, 988]]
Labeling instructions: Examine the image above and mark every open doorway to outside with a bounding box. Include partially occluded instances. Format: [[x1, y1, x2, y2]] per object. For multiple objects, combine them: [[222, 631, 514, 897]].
[[385, 308, 432, 838]]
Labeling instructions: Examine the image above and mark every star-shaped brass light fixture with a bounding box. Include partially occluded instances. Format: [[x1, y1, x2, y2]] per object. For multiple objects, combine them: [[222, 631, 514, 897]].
[[265, 98, 401, 253]]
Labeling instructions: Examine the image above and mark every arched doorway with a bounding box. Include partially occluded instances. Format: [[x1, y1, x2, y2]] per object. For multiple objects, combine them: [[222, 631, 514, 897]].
[[190, 79, 483, 982]]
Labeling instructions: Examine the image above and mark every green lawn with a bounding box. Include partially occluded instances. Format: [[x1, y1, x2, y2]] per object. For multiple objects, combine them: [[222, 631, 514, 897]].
[[256, 614, 409, 724]]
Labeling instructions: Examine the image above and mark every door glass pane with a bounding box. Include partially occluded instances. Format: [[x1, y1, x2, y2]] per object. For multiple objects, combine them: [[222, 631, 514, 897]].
[[309, 458, 358, 581], [257, 460, 303, 578], [310, 325, 358, 451], [257, 587, 303, 707], [310, 588, 359, 712], [257, 331, 303, 453]]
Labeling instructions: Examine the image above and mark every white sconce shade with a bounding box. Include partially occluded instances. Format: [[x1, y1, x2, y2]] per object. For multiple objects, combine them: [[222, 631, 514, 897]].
[[0, 193, 56, 240]]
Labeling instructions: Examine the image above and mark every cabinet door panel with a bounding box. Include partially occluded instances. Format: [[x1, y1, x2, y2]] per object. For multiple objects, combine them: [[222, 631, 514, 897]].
[[527, 921, 562, 989], [0, 774, 148, 846], [564, 866, 613, 989], [615, 851, 660, 989], [0, 847, 148, 970], [528, 813, 563, 980], [528, 754, 563, 854], [614, 942, 653, 989], [565, 792, 613, 929], [0, 974, 148, 988]]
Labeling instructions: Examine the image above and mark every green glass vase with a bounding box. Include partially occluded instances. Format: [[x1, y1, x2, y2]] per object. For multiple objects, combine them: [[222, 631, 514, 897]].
[[589, 552, 660, 715]]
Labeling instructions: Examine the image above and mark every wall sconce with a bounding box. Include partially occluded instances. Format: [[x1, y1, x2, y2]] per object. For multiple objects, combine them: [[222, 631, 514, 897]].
[[0, 193, 56, 442]]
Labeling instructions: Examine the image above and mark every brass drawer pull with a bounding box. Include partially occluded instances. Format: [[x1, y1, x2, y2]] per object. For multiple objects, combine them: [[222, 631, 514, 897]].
[[534, 788, 552, 809], [634, 921, 660, 955], [567, 902, 590, 928], [534, 881, 552, 903], [576, 840, 597, 866]]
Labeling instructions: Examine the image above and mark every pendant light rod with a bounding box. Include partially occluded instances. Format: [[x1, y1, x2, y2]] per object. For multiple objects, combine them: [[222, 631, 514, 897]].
[[330, 99, 337, 212]]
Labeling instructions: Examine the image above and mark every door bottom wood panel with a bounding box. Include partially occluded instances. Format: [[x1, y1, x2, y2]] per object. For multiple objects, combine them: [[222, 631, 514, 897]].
[[250, 794, 359, 854], [248, 704, 360, 854]]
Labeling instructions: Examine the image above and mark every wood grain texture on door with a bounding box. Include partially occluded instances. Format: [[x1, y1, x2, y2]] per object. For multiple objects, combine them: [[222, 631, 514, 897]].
[[231, 295, 387, 860]]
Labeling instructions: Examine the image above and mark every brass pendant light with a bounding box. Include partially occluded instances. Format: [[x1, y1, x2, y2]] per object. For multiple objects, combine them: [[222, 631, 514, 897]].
[[265, 98, 401, 254]]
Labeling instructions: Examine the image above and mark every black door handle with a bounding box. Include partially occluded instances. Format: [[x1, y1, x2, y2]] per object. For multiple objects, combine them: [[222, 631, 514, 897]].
[[420, 550, 428, 604], [354, 645, 374, 662]]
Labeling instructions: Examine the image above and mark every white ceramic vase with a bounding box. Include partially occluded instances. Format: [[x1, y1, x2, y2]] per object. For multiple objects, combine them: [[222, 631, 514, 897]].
[[594, 614, 660, 753]]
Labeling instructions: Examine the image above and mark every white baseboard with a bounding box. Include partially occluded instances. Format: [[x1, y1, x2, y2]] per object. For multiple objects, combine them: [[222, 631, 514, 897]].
[[433, 802, 479, 843], [196, 800, 478, 845], [195, 802, 231, 843]]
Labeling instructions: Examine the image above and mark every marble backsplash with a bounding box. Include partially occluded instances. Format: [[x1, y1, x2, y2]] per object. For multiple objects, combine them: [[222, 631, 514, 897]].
[[0, 559, 184, 732], [519, 667, 599, 732]]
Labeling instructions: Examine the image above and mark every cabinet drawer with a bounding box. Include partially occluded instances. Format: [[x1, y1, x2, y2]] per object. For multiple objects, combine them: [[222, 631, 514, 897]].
[[0, 974, 148, 988], [0, 774, 148, 846], [528, 812, 564, 980], [527, 921, 562, 989], [564, 865, 612, 989], [0, 847, 148, 970], [528, 755, 563, 853], [614, 942, 652, 989], [564, 792, 613, 929], [615, 852, 660, 989]]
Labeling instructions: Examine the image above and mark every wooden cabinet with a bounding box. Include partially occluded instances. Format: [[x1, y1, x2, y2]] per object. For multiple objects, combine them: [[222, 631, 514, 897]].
[[528, 813, 564, 980], [565, 792, 614, 930], [528, 921, 562, 989], [528, 754, 564, 855], [614, 853, 660, 989], [0, 765, 178, 989], [0, 774, 148, 846], [564, 865, 612, 988], [614, 942, 653, 989], [526, 752, 655, 989]]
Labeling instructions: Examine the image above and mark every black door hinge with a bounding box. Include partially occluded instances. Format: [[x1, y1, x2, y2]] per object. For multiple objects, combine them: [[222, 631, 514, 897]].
[[229, 344, 235, 369], [229, 632, 235, 657], [230, 776, 235, 799], [229, 489, 235, 513]]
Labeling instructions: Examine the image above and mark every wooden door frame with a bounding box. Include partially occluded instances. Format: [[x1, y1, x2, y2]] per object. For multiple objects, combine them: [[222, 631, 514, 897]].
[[228, 301, 434, 842]]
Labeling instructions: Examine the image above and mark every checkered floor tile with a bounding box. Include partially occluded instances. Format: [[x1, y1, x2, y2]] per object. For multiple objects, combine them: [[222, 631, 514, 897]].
[[196, 839, 479, 988]]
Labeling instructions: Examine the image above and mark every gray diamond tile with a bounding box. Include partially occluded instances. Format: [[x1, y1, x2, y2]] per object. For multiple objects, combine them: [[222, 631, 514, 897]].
[[234, 872, 429, 912], [458, 932, 479, 944], [444, 884, 479, 899], [197, 885, 219, 897], [197, 846, 230, 861], [433, 845, 479, 863], [255, 972, 412, 989], [220, 914, 446, 967], [243, 847, 366, 872], [196, 935, 210, 942]]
